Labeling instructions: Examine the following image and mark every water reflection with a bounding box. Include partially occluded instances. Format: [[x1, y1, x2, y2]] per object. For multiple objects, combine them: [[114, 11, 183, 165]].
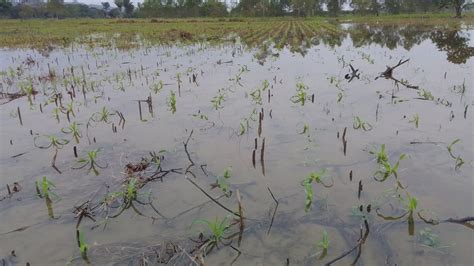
[[431, 27, 474, 64], [245, 23, 473, 65]]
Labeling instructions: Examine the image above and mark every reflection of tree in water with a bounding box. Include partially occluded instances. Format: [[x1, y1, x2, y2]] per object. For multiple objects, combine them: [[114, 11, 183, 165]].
[[347, 24, 432, 50], [249, 23, 473, 65], [336, 23, 473, 64], [431, 29, 474, 64], [319, 31, 345, 49]]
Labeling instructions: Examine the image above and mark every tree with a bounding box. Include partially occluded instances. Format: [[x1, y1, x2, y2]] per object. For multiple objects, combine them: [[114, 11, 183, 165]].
[[123, 0, 134, 16], [351, 0, 371, 13], [370, 0, 381, 15], [46, 0, 66, 18], [102, 2, 111, 11], [114, 0, 123, 12], [0, 0, 12, 18], [439, 0, 465, 17], [326, 0, 342, 15], [200, 0, 228, 16], [384, 0, 402, 13]]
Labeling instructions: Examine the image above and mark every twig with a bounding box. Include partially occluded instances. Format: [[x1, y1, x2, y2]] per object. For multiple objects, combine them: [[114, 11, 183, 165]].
[[267, 187, 279, 235], [183, 130, 195, 174], [236, 190, 244, 246], [325, 219, 370, 265], [52, 148, 61, 174], [185, 176, 241, 218]]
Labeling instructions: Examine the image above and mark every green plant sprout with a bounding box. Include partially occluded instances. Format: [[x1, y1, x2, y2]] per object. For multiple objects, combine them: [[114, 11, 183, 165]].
[[90, 106, 113, 123], [230, 65, 249, 86], [303, 180, 314, 212], [237, 108, 257, 136], [239, 121, 246, 135], [374, 153, 406, 182], [35, 176, 58, 199], [447, 138, 464, 170], [34, 134, 69, 149], [300, 123, 310, 137], [192, 112, 208, 121], [249, 88, 263, 105], [52, 107, 61, 123], [211, 89, 226, 110], [101, 176, 165, 221], [35, 176, 59, 218], [409, 114, 420, 128], [337, 91, 344, 102], [61, 122, 82, 143], [168, 90, 177, 114], [19, 80, 35, 106], [377, 190, 418, 236], [317, 230, 330, 259], [353, 116, 373, 131], [262, 79, 270, 91], [301, 170, 333, 212], [64, 101, 76, 118], [370, 144, 389, 165], [151, 80, 163, 94], [149, 150, 166, 169], [72, 149, 107, 176], [418, 89, 434, 101], [290, 82, 310, 106], [418, 227, 452, 252], [193, 216, 232, 256], [76, 230, 89, 262], [406, 194, 418, 236], [212, 167, 232, 197]]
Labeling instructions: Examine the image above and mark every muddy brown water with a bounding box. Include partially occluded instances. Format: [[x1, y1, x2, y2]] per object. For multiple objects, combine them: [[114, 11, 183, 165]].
[[0, 23, 473, 265]]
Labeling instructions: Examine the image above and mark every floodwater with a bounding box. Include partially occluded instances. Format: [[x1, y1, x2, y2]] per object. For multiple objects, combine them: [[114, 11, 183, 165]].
[[0, 22, 473, 265]]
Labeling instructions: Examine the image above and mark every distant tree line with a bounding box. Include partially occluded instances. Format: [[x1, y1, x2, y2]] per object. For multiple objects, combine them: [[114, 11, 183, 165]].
[[0, 0, 469, 19]]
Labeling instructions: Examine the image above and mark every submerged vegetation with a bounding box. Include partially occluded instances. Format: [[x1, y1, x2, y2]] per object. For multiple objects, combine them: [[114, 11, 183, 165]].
[[0, 17, 472, 266]]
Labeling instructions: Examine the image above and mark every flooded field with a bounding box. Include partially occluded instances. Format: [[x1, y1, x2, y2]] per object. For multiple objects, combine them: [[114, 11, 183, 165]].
[[0, 20, 473, 265]]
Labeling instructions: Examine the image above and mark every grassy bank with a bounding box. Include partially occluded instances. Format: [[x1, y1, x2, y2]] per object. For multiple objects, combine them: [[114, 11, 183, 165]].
[[0, 15, 472, 49]]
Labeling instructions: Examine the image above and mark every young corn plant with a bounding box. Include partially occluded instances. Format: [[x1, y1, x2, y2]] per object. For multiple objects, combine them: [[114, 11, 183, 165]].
[[19, 80, 35, 106], [300, 123, 310, 138], [52, 107, 61, 123], [211, 89, 226, 110], [35, 176, 59, 218], [317, 230, 330, 259], [290, 82, 310, 106], [151, 80, 163, 94], [90, 106, 113, 124], [35, 176, 58, 199], [418, 89, 434, 101], [212, 167, 232, 197], [353, 116, 373, 131], [406, 194, 418, 236], [61, 122, 82, 144], [370, 144, 389, 165], [447, 138, 464, 170], [168, 90, 177, 114], [374, 153, 406, 182], [63, 101, 76, 118], [302, 170, 333, 212], [193, 216, 232, 256], [249, 88, 263, 105], [76, 230, 89, 262], [72, 149, 107, 176], [34, 134, 69, 149], [409, 114, 420, 128]]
